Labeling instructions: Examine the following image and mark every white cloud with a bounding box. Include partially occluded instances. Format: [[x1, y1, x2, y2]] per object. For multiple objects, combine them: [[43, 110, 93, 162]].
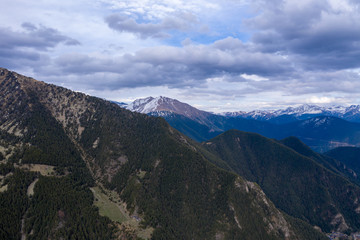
[[240, 74, 268, 82], [100, 0, 219, 18], [105, 11, 197, 39], [307, 96, 336, 104]]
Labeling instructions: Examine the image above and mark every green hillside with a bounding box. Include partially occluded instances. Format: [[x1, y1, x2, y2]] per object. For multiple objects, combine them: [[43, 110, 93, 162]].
[[325, 146, 360, 181], [281, 137, 360, 185], [203, 130, 360, 234], [0, 68, 327, 239]]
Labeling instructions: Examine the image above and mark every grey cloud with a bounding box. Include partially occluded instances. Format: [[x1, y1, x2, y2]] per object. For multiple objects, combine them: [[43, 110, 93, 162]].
[[0, 23, 80, 73], [0, 48, 49, 71], [44, 38, 293, 91], [246, 0, 360, 71], [288, 71, 360, 95], [105, 12, 197, 39], [243, 70, 360, 97], [0, 23, 80, 51], [21, 22, 81, 48], [132, 38, 293, 77], [21, 22, 37, 31], [14, 36, 360, 103]]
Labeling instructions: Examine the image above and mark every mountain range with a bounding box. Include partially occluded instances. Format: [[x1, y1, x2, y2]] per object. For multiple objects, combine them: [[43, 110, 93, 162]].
[[3, 68, 360, 239], [124, 96, 360, 124], [221, 104, 360, 124], [124, 96, 360, 152], [1, 68, 331, 239]]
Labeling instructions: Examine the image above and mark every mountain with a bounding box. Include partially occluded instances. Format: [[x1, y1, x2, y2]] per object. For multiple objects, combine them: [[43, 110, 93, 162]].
[[203, 130, 360, 234], [0, 68, 327, 239], [343, 105, 360, 122], [127, 97, 360, 152], [163, 112, 277, 142], [151, 111, 223, 142], [222, 104, 360, 124], [0, 69, 110, 239], [280, 137, 360, 185], [325, 147, 360, 180], [126, 96, 212, 121], [125, 96, 224, 133], [126, 96, 278, 142], [279, 116, 360, 152]]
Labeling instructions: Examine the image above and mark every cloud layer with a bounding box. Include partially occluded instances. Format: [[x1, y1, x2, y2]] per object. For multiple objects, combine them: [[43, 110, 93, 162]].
[[1, 0, 360, 111]]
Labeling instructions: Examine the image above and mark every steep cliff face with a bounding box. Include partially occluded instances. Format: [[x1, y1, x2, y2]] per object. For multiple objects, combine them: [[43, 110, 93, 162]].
[[0, 68, 326, 239]]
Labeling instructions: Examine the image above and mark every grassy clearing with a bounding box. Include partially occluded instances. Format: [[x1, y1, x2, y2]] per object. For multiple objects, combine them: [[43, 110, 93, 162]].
[[91, 186, 153, 239], [16, 164, 55, 176], [91, 186, 129, 223], [137, 227, 154, 240]]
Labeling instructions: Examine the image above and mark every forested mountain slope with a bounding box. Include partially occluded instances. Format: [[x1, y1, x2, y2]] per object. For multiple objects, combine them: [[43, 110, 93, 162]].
[[325, 147, 360, 180], [0, 68, 326, 239], [280, 137, 360, 185], [203, 130, 360, 234]]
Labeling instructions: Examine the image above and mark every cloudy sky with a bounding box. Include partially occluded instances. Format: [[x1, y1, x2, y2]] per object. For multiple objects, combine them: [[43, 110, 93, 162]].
[[1, 0, 360, 112]]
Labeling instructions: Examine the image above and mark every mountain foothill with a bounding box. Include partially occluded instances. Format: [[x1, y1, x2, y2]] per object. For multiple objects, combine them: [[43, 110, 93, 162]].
[[1, 68, 360, 239]]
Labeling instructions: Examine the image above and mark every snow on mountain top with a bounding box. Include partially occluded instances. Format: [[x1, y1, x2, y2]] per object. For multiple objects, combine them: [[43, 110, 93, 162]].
[[126, 96, 155, 113], [325, 105, 347, 113], [219, 111, 246, 117], [126, 96, 211, 121], [127, 96, 360, 123], [126, 96, 176, 114], [274, 104, 324, 115], [347, 105, 360, 112], [222, 104, 359, 118]]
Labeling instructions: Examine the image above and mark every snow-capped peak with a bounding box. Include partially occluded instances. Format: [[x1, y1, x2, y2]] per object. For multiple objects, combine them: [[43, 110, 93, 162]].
[[127, 96, 172, 114], [126, 97, 155, 113], [346, 105, 360, 112], [126, 96, 212, 121], [274, 104, 324, 115], [302, 116, 334, 127], [221, 104, 360, 123]]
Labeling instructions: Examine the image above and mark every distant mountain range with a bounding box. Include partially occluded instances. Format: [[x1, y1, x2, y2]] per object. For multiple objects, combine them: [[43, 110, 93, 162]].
[[123, 97, 360, 124], [221, 104, 360, 124], [124, 97, 360, 152], [124, 96, 276, 142]]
